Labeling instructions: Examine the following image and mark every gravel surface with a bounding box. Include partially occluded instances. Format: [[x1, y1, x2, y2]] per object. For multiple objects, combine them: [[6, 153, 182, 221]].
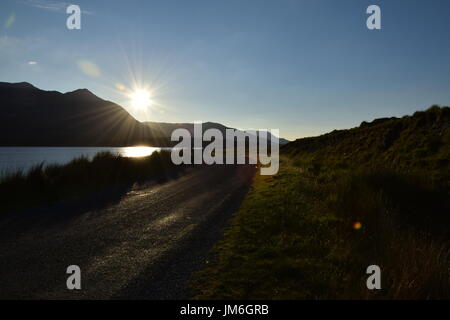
[[0, 164, 256, 299]]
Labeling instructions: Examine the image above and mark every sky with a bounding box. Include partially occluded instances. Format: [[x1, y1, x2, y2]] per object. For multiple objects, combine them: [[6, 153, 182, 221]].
[[1, 0, 450, 140]]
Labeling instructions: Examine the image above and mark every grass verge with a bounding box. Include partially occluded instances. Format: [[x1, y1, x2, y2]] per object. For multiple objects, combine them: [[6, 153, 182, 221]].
[[193, 156, 450, 299], [0, 150, 184, 215]]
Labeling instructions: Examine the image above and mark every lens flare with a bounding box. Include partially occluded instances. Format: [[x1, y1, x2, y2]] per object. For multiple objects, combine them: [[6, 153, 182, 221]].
[[353, 221, 362, 230]]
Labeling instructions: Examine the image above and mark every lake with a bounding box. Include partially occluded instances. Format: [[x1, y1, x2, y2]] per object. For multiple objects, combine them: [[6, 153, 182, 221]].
[[0, 146, 166, 175]]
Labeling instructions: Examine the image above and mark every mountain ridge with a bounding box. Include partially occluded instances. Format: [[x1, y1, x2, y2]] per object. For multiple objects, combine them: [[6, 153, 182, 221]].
[[0, 82, 289, 146], [283, 105, 450, 187], [0, 82, 163, 146]]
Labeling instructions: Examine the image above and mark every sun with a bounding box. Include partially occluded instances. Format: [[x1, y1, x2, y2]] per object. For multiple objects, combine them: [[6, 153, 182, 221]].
[[129, 89, 152, 109]]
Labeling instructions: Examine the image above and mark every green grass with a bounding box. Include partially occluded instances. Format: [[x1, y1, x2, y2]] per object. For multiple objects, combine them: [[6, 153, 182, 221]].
[[0, 150, 184, 215], [193, 157, 342, 299], [193, 157, 449, 299], [193, 106, 450, 299], [285, 105, 450, 189]]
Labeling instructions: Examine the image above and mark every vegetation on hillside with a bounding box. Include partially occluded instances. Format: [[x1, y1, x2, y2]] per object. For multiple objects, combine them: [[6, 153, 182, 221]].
[[194, 106, 450, 299], [0, 150, 184, 215], [285, 105, 450, 188]]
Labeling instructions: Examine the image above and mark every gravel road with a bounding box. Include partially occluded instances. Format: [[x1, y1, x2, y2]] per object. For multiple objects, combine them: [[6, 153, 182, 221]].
[[0, 164, 255, 299]]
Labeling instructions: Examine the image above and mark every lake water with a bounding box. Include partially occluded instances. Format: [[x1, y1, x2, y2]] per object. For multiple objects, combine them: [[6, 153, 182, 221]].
[[0, 146, 165, 175]]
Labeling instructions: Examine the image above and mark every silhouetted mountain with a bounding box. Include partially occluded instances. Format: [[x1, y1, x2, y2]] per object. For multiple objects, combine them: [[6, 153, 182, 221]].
[[0, 82, 38, 90], [283, 106, 450, 186], [144, 121, 289, 145], [278, 137, 290, 145], [0, 82, 289, 146], [144, 121, 228, 137], [0, 82, 171, 146]]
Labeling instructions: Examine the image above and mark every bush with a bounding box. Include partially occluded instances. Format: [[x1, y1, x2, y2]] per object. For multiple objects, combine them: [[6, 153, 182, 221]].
[[0, 150, 184, 215]]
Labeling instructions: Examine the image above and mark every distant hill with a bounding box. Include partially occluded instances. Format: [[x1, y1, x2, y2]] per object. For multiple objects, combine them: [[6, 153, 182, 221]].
[[144, 121, 289, 145], [144, 121, 228, 137], [283, 106, 450, 185], [0, 82, 288, 147], [0, 82, 169, 146]]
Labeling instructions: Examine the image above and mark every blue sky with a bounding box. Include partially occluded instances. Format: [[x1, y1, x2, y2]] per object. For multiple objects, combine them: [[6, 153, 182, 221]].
[[1, 0, 450, 139]]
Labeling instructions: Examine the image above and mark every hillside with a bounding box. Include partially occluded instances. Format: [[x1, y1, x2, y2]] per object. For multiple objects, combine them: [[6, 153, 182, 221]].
[[144, 121, 228, 137], [283, 105, 450, 187], [144, 121, 289, 145], [195, 106, 450, 300], [0, 82, 169, 146], [0, 82, 288, 147]]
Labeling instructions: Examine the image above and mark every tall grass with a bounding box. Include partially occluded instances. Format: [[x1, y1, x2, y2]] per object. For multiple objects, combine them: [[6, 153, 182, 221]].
[[0, 150, 184, 215], [194, 107, 450, 299], [327, 169, 450, 299], [194, 156, 450, 299]]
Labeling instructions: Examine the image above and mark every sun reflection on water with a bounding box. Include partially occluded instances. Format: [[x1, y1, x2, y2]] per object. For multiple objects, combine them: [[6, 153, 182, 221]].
[[119, 146, 161, 158]]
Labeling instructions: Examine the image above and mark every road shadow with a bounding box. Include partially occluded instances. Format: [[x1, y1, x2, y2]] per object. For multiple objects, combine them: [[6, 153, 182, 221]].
[[113, 164, 256, 299], [0, 167, 188, 240]]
